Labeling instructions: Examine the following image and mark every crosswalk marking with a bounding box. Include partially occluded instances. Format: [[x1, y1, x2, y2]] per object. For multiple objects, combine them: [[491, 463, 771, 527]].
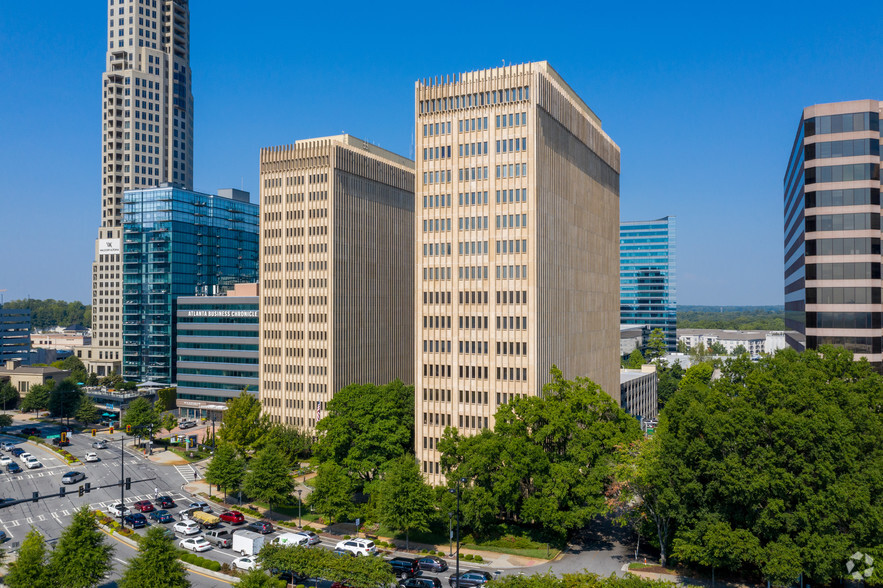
[[174, 464, 196, 483]]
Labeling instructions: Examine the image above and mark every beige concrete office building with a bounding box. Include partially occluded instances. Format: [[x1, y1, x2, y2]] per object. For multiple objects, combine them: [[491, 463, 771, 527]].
[[415, 62, 621, 481], [81, 0, 194, 376], [259, 135, 415, 429]]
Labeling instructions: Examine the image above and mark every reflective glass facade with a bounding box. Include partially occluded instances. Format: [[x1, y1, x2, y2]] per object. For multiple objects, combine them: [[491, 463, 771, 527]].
[[620, 217, 677, 350], [122, 187, 259, 384], [0, 308, 31, 363], [784, 100, 883, 361], [175, 295, 259, 417]]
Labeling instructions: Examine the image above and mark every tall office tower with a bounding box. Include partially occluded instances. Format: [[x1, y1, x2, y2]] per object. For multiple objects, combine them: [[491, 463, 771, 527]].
[[784, 100, 882, 362], [259, 135, 415, 430], [86, 0, 194, 376], [0, 307, 31, 364], [121, 186, 258, 385], [414, 62, 621, 482], [620, 216, 677, 351]]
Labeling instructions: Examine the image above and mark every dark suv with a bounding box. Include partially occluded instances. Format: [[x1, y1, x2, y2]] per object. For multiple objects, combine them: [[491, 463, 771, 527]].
[[449, 570, 493, 587], [389, 557, 419, 579]]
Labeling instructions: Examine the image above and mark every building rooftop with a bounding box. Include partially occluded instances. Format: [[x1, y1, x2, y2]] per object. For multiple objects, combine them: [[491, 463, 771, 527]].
[[678, 329, 780, 340], [620, 364, 657, 384]]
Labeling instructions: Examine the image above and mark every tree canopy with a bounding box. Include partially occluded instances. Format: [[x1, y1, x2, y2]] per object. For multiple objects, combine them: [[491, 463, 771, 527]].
[[314, 380, 414, 484], [439, 366, 642, 539], [119, 526, 190, 588], [646, 328, 667, 360], [218, 390, 269, 454], [205, 442, 245, 499], [5, 528, 50, 588], [257, 543, 395, 588], [121, 396, 161, 434], [2, 298, 91, 329], [376, 455, 435, 549], [48, 507, 114, 588], [677, 305, 784, 330], [20, 382, 52, 412], [242, 443, 294, 510]]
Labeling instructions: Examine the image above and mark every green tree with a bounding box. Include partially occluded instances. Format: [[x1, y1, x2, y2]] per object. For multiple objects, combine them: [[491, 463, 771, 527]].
[[242, 443, 294, 511], [20, 381, 53, 412], [0, 414, 12, 429], [237, 568, 282, 588], [308, 462, 355, 524], [0, 380, 20, 410], [75, 398, 100, 425], [122, 396, 160, 436], [160, 411, 178, 435], [676, 340, 687, 353], [205, 442, 245, 500], [258, 543, 394, 588], [708, 341, 727, 355], [2, 298, 91, 329], [377, 455, 434, 549], [624, 348, 645, 369], [48, 507, 114, 588], [49, 379, 84, 420], [439, 367, 642, 540], [218, 390, 269, 454], [732, 343, 748, 356], [486, 571, 677, 587], [5, 528, 50, 588], [656, 360, 684, 411], [646, 327, 667, 360], [315, 380, 414, 484], [100, 372, 124, 388], [119, 526, 190, 588], [261, 424, 314, 465]]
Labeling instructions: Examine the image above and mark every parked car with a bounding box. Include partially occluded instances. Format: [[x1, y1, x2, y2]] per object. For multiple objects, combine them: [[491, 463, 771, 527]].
[[178, 420, 197, 429], [296, 530, 321, 546], [91, 440, 108, 449], [332, 548, 355, 558], [219, 510, 245, 524], [61, 471, 85, 484], [107, 503, 129, 517], [25, 458, 42, 469], [400, 579, 444, 588], [245, 521, 274, 534], [124, 513, 148, 528], [6, 462, 22, 474], [0, 456, 12, 466], [174, 520, 200, 535], [448, 571, 493, 587], [187, 501, 212, 513], [132, 500, 155, 513], [154, 495, 176, 509], [232, 556, 257, 571], [334, 538, 377, 557], [19, 453, 33, 461], [84, 452, 100, 462], [20, 427, 40, 436], [10, 448, 24, 457], [389, 557, 419, 579], [179, 537, 211, 552], [418, 555, 449, 573], [149, 510, 174, 524], [203, 529, 233, 548], [0, 442, 16, 451], [0, 530, 7, 543]]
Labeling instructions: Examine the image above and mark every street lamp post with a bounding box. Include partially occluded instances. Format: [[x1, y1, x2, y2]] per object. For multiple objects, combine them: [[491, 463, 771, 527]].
[[448, 477, 465, 583], [297, 489, 303, 528], [211, 417, 216, 452], [448, 511, 454, 556]]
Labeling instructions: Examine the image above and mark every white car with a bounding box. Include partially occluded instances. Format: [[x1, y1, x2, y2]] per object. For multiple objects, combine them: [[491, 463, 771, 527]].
[[179, 537, 211, 552], [25, 458, 42, 469], [1, 442, 15, 451], [19, 453, 33, 461], [84, 452, 100, 462], [296, 530, 321, 546], [174, 520, 200, 535], [231, 556, 257, 570], [334, 538, 377, 556], [0, 456, 11, 466], [91, 440, 107, 449], [107, 503, 129, 517]]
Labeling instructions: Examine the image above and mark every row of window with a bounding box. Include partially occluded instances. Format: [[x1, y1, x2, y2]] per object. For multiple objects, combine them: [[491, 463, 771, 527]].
[[424, 315, 453, 329], [423, 242, 452, 257], [423, 193, 451, 208], [807, 188, 879, 208], [805, 335, 881, 355], [460, 142, 488, 157], [497, 239, 527, 254], [423, 291, 452, 304], [423, 340, 451, 353], [805, 138, 879, 160], [458, 167, 489, 182], [806, 212, 879, 232], [806, 287, 881, 305], [807, 312, 881, 329], [418, 86, 529, 115], [497, 138, 527, 153], [459, 241, 488, 255], [805, 237, 880, 256], [422, 121, 452, 137], [804, 111, 879, 136], [422, 170, 452, 185], [496, 265, 528, 280], [805, 163, 879, 184], [423, 388, 450, 402], [423, 145, 452, 161], [423, 217, 453, 232], [805, 262, 881, 280], [423, 267, 453, 281], [458, 266, 488, 280]]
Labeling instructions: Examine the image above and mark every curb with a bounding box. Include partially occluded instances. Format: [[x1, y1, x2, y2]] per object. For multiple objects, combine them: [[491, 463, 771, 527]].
[[181, 561, 241, 584]]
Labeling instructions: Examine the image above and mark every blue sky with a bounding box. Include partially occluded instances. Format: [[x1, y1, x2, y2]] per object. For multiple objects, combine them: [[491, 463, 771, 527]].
[[1, 1, 881, 305]]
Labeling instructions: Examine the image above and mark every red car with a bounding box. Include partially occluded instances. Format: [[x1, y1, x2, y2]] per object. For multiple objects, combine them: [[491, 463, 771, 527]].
[[132, 500, 155, 513], [219, 510, 245, 524]]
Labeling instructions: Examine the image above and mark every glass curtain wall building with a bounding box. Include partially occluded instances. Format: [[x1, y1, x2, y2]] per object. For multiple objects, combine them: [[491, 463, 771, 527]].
[[0, 308, 31, 364], [620, 217, 677, 350], [122, 186, 259, 384], [784, 100, 882, 363]]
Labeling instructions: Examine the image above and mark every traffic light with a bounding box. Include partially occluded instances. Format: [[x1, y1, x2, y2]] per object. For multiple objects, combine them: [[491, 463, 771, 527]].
[[84, 482, 91, 494], [125, 477, 131, 491], [91, 429, 96, 437], [126, 424, 132, 434], [78, 485, 84, 497], [59, 486, 65, 498], [109, 426, 114, 434], [60, 432, 67, 443]]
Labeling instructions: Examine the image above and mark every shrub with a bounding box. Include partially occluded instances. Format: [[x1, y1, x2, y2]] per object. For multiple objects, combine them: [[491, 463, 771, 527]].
[[437, 551, 445, 557], [474, 555, 483, 563], [343, 535, 351, 540], [464, 554, 474, 561], [303, 525, 316, 532]]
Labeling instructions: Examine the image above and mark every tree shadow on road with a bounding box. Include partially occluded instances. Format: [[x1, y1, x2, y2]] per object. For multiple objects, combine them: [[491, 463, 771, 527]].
[[566, 514, 632, 554]]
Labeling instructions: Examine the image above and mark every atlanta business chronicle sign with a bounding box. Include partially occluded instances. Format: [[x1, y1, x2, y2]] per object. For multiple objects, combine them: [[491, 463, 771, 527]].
[[183, 310, 258, 318], [99, 239, 121, 255]]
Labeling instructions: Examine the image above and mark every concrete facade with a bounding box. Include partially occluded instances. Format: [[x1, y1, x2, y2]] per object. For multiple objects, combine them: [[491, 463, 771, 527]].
[[620, 365, 657, 422], [415, 62, 621, 482], [258, 135, 415, 430], [87, 0, 194, 377], [0, 360, 70, 395]]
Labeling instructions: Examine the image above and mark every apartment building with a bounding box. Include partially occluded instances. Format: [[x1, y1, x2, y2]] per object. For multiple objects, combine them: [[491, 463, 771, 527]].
[[415, 62, 621, 481], [87, 0, 194, 376], [784, 100, 882, 362], [259, 135, 414, 429]]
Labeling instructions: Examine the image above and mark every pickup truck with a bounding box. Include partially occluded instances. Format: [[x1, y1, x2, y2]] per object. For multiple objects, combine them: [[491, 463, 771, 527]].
[[203, 529, 233, 548], [189, 510, 221, 529]]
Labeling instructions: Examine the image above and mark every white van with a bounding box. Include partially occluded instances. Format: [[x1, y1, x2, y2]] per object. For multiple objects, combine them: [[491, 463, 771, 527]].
[[232, 530, 265, 556], [271, 532, 310, 548]]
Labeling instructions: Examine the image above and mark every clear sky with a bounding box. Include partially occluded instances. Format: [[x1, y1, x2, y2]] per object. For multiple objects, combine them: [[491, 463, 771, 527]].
[[1, 1, 881, 306]]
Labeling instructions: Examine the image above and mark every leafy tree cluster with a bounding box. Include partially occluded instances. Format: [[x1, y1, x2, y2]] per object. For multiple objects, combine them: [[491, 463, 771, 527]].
[[0, 380, 20, 410], [119, 526, 189, 588], [257, 543, 395, 588], [2, 298, 91, 329], [487, 571, 676, 588], [655, 359, 684, 411], [617, 346, 883, 585], [5, 508, 113, 588], [439, 367, 642, 540], [677, 305, 785, 330]]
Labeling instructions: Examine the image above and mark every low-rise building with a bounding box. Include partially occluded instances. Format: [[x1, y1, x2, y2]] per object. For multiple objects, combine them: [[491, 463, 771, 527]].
[[620, 364, 657, 422], [0, 359, 70, 395], [678, 329, 777, 356], [620, 324, 649, 357]]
